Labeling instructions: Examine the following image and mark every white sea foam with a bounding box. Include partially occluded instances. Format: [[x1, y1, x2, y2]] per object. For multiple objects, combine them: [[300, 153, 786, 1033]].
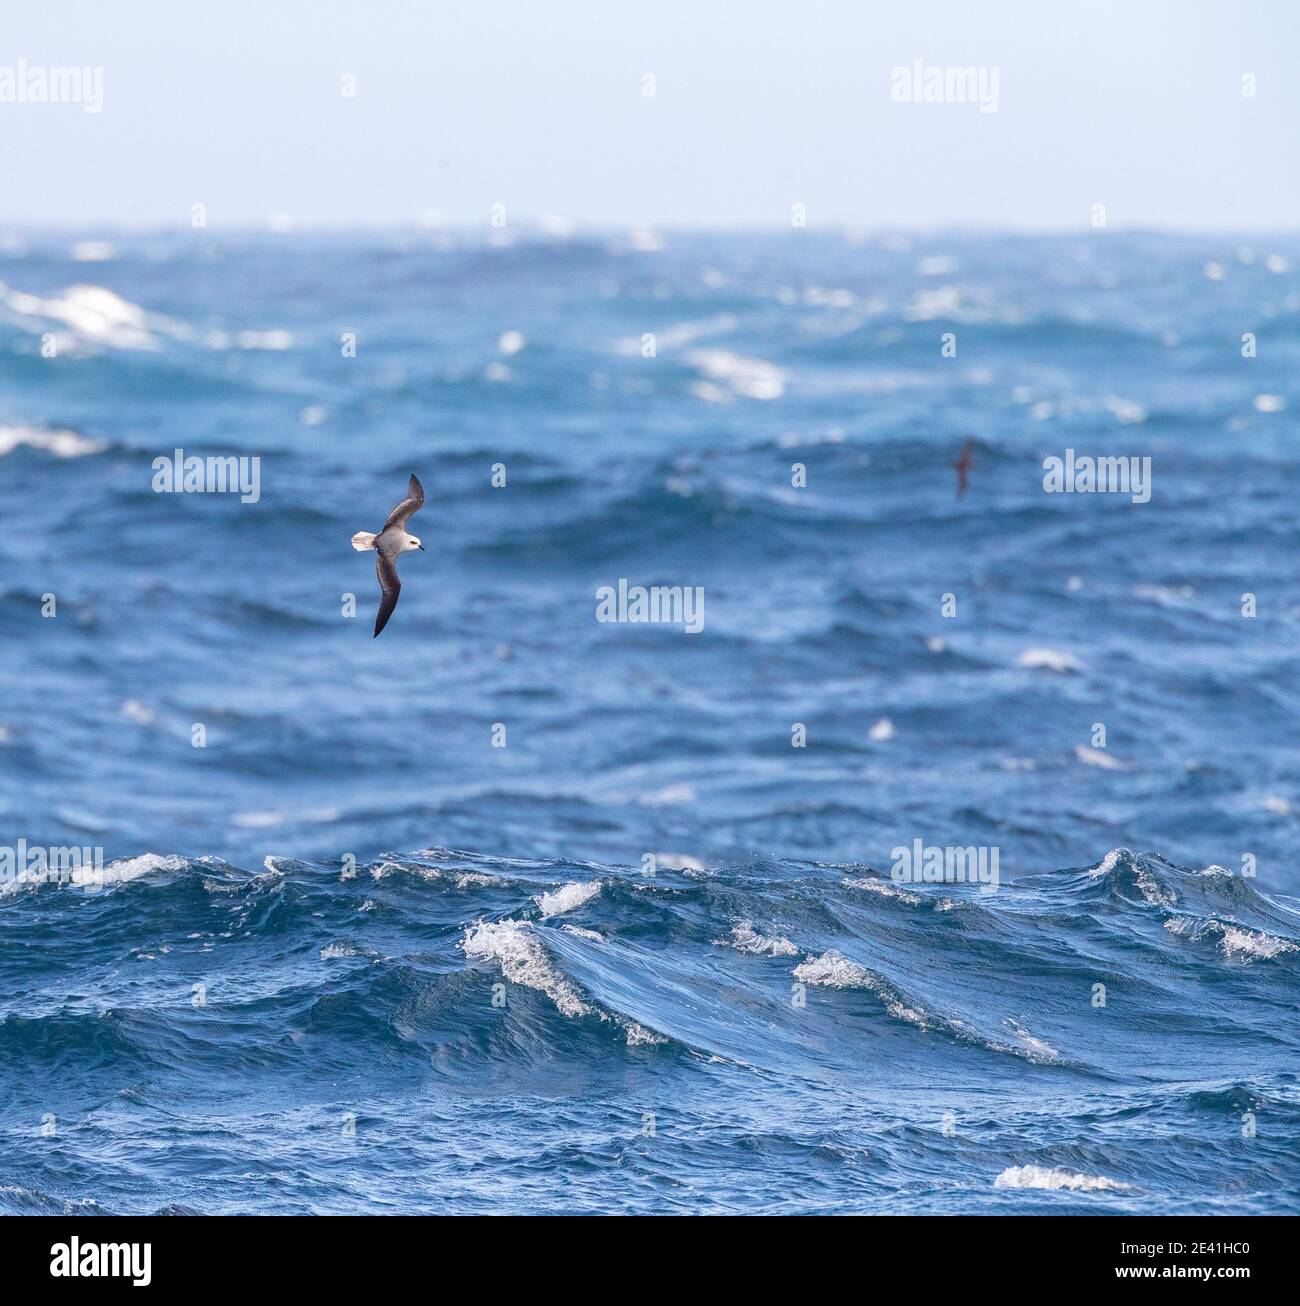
[[685, 348, 784, 400], [1005, 1019, 1059, 1063], [689, 380, 730, 404], [843, 877, 922, 904], [2, 851, 187, 898], [616, 313, 737, 356], [0, 425, 107, 459], [320, 942, 360, 960], [1016, 647, 1083, 674], [793, 951, 928, 1027], [2, 283, 184, 350], [1219, 924, 1294, 960], [1075, 745, 1125, 770], [535, 880, 602, 918], [101, 853, 187, 885], [625, 1022, 667, 1046], [1088, 848, 1128, 878], [1133, 583, 1195, 609], [653, 852, 707, 872], [1103, 395, 1147, 425], [994, 1166, 1129, 1193], [639, 784, 696, 807], [462, 918, 593, 1018], [794, 950, 872, 989], [231, 807, 338, 829], [561, 924, 604, 942], [1164, 915, 1296, 962], [464, 918, 663, 1044], [1089, 848, 1175, 906], [714, 921, 798, 957]]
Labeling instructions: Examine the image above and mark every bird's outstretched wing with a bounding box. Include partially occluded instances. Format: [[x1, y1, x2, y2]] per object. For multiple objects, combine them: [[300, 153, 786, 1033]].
[[384, 473, 425, 531], [374, 552, 402, 637]]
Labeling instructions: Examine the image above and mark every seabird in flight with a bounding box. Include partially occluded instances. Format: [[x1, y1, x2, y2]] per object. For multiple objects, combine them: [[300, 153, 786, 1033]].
[[351, 473, 425, 637], [953, 439, 975, 499]]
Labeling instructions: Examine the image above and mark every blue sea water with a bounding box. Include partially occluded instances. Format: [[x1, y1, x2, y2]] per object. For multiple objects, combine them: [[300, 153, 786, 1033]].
[[1, 227, 1299, 1214]]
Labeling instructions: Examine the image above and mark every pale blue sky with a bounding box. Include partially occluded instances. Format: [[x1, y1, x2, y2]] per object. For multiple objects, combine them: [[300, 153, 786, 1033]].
[[1, 0, 1296, 229]]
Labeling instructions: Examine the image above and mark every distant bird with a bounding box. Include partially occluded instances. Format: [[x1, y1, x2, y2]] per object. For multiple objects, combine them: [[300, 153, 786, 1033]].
[[953, 439, 975, 499], [351, 474, 425, 637]]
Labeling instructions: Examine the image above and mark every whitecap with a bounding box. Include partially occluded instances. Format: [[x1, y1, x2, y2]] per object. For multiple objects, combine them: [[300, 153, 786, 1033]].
[[625, 1023, 667, 1046], [1164, 915, 1296, 962], [561, 924, 604, 942], [714, 921, 798, 957], [3, 283, 180, 350], [843, 877, 922, 905], [639, 784, 696, 807], [685, 348, 784, 401], [1089, 849, 1174, 906], [652, 852, 707, 873], [0, 425, 107, 459], [1088, 848, 1128, 878], [455, 872, 496, 888], [232, 807, 338, 829], [994, 1166, 1128, 1192], [461, 918, 592, 1018], [1005, 1019, 1059, 1063], [119, 699, 156, 725], [535, 880, 601, 918], [1016, 647, 1083, 674], [615, 312, 737, 356], [1, 852, 187, 898], [793, 951, 928, 1027]]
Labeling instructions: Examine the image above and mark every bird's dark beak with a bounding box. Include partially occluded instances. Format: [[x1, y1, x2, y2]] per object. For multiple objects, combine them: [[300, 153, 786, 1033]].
[[418, 544, 425, 551]]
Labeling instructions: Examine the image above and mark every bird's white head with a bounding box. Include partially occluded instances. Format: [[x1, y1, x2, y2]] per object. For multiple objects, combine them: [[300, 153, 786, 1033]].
[[403, 532, 425, 553]]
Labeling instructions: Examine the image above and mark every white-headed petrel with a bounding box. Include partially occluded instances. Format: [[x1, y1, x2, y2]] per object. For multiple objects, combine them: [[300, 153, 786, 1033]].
[[351, 473, 425, 637]]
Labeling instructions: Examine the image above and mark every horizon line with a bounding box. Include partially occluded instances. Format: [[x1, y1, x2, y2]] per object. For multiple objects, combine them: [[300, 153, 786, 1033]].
[[3, 217, 1299, 239]]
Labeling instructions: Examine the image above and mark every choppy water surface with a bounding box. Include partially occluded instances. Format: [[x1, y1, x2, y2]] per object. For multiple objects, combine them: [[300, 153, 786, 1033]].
[[1, 228, 1298, 1212]]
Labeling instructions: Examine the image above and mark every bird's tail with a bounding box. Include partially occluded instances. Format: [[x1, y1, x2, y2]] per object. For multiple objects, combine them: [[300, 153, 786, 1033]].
[[351, 531, 377, 551]]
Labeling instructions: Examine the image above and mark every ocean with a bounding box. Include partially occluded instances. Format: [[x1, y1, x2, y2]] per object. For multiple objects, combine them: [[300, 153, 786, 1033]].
[[1, 227, 1298, 1213]]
